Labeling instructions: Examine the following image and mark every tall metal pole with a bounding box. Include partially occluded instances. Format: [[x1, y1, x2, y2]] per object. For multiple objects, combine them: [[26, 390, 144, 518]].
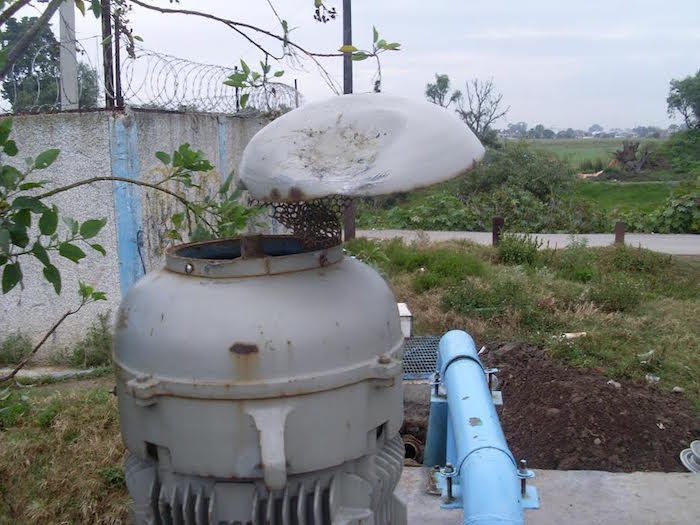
[[113, 13, 123, 108], [101, 0, 114, 108], [59, 0, 78, 110], [342, 0, 356, 240]]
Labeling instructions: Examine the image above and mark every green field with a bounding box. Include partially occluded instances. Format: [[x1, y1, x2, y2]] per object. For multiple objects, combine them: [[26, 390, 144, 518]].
[[570, 181, 675, 213], [526, 138, 664, 168]]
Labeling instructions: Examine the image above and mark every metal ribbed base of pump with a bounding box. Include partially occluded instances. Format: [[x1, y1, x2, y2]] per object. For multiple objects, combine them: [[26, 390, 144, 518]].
[[125, 435, 406, 525]]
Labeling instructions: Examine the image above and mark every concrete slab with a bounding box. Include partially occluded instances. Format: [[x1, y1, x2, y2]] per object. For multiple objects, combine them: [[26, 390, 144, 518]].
[[397, 467, 700, 525]]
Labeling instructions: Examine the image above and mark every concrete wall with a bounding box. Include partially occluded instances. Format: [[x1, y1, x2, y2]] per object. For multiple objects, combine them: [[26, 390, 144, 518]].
[[0, 108, 268, 359]]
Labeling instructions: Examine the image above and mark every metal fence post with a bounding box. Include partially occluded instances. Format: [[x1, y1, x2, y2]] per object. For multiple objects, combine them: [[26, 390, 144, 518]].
[[492, 217, 504, 246], [614, 221, 626, 245]]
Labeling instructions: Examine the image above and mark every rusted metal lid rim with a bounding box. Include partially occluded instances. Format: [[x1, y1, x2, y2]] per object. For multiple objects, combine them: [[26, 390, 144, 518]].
[[166, 235, 343, 278]]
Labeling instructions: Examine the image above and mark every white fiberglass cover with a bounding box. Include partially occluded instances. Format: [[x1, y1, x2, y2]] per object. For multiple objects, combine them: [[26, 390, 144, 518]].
[[238, 93, 485, 201]]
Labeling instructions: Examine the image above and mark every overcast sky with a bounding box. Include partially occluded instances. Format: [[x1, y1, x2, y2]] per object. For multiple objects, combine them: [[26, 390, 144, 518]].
[[45, 0, 700, 130]]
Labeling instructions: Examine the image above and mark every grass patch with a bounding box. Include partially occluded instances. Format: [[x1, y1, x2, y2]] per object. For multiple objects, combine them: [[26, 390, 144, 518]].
[[353, 237, 699, 405], [571, 181, 674, 214], [0, 379, 128, 523], [498, 234, 542, 266]]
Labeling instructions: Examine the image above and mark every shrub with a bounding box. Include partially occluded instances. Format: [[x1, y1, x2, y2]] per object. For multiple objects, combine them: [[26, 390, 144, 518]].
[[587, 273, 643, 312], [69, 314, 113, 368], [601, 245, 670, 275], [98, 466, 126, 488], [498, 234, 542, 266], [554, 239, 599, 283], [459, 141, 576, 202], [442, 274, 531, 317], [0, 333, 32, 366]]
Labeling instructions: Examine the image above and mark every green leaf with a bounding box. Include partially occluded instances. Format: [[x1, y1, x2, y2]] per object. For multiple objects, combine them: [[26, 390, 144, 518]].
[[0, 118, 12, 145], [18, 181, 45, 190], [385, 42, 401, 50], [43, 264, 61, 294], [0, 229, 9, 255], [338, 44, 358, 53], [274, 70, 284, 77], [78, 281, 93, 299], [282, 20, 289, 33], [34, 149, 60, 170], [14, 209, 30, 227], [90, 0, 102, 18], [219, 172, 234, 195], [171, 212, 185, 228], [352, 52, 369, 61], [12, 196, 47, 213], [91, 291, 107, 301], [4, 139, 17, 156], [75, 0, 85, 16], [240, 59, 250, 76], [79, 218, 107, 239], [31, 242, 50, 267], [240, 93, 250, 109], [155, 151, 171, 165], [59, 243, 86, 263], [224, 72, 247, 87], [39, 206, 58, 235], [314, 0, 322, 7], [2, 262, 21, 293], [9, 225, 28, 248], [373, 26, 379, 43], [133, 35, 144, 42], [90, 243, 106, 256], [101, 34, 113, 46], [63, 217, 79, 235]]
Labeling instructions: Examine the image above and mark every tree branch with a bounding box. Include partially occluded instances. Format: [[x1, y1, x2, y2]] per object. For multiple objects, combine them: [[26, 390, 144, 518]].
[[36, 175, 215, 231], [128, 0, 341, 93], [0, 0, 34, 29], [0, 302, 85, 384], [0, 0, 63, 81]]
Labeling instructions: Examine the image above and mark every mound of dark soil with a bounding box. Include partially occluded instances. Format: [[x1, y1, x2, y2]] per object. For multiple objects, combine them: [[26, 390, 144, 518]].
[[480, 342, 699, 472]]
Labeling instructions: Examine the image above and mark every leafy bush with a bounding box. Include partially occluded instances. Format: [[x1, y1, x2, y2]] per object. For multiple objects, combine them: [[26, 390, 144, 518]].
[[498, 234, 542, 266], [98, 466, 126, 488], [0, 333, 32, 365], [459, 141, 576, 202], [587, 273, 643, 312]]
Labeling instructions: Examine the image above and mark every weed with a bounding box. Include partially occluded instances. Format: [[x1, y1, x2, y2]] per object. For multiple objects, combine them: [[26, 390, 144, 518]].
[[498, 234, 542, 266], [0, 333, 32, 366], [69, 313, 113, 368], [35, 400, 61, 429], [99, 466, 126, 488], [601, 245, 671, 275], [0, 387, 30, 429], [587, 273, 643, 312], [554, 239, 599, 283]]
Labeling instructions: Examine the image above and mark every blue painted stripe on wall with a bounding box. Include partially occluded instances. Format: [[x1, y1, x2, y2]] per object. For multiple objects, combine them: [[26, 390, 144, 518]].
[[110, 115, 144, 297], [217, 116, 227, 182]]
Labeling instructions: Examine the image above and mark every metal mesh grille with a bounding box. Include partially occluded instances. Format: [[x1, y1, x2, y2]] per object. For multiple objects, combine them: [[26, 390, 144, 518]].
[[252, 196, 351, 250], [402, 336, 440, 380]]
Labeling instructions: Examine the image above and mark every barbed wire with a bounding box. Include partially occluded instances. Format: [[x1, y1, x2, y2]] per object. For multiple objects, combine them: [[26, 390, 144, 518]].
[[0, 38, 303, 114]]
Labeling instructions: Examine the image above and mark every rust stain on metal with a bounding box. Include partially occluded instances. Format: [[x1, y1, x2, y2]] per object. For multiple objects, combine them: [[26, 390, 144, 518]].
[[469, 417, 483, 426], [288, 186, 304, 201], [230, 342, 259, 355]]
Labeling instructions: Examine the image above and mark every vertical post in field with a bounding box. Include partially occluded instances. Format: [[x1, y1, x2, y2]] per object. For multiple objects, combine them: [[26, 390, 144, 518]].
[[342, 0, 356, 241]]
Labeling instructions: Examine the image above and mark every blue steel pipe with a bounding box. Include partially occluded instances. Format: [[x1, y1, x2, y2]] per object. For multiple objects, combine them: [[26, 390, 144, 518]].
[[438, 330, 523, 525]]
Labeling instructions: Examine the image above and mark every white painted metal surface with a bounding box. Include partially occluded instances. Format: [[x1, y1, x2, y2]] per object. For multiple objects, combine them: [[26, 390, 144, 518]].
[[238, 93, 485, 201]]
